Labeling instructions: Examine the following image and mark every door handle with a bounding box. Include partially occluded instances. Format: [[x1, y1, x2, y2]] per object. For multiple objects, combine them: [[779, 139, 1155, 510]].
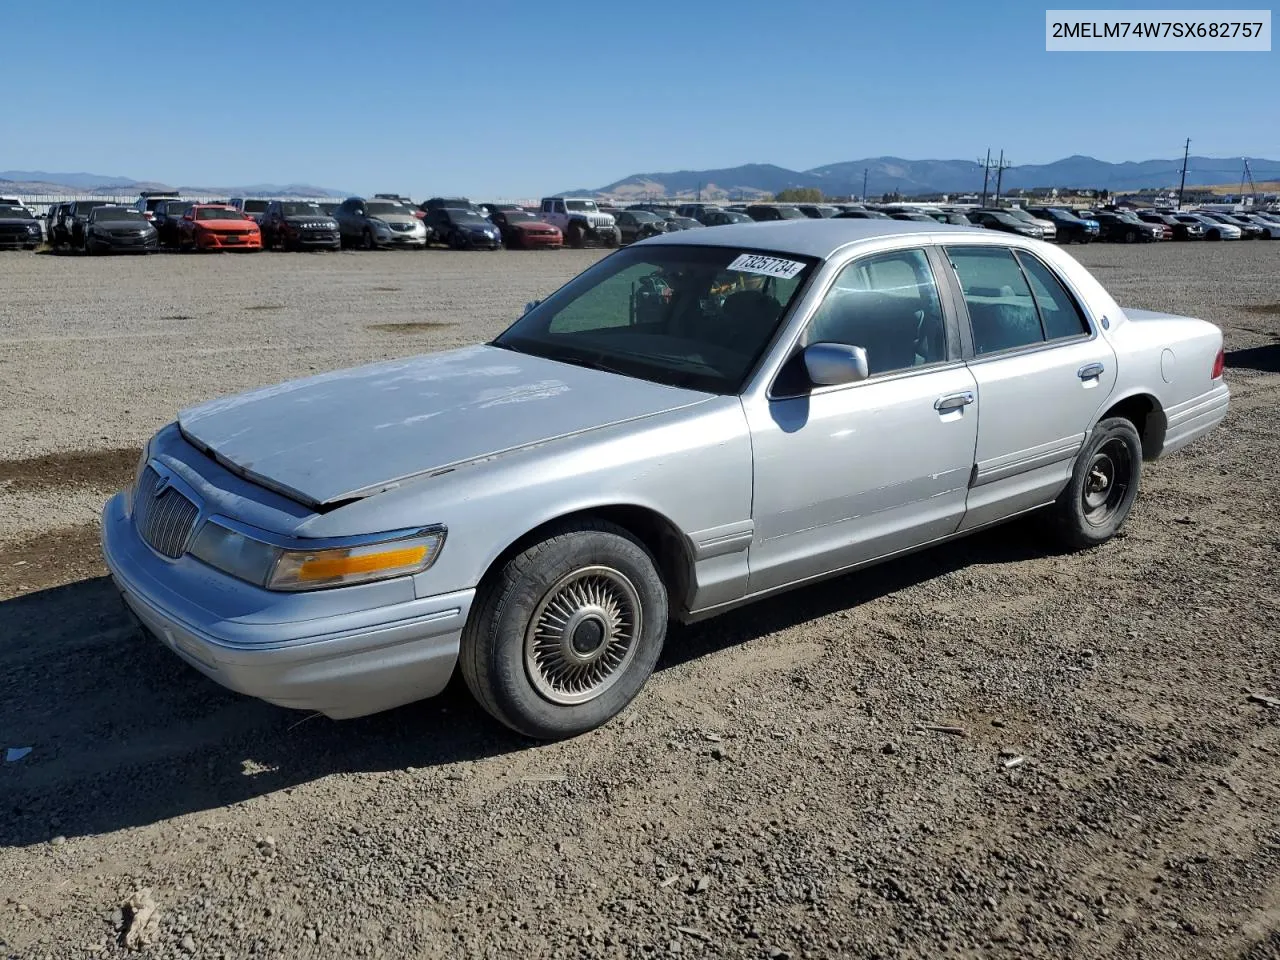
[[1078, 362, 1105, 380], [934, 391, 975, 412]]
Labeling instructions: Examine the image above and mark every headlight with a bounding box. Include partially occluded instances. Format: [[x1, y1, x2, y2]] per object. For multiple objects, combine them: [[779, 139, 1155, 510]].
[[190, 520, 446, 591], [127, 439, 153, 515]]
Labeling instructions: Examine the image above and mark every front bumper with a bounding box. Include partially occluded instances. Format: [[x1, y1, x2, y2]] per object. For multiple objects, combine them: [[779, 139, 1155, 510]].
[[375, 232, 428, 248], [513, 232, 563, 248], [287, 230, 342, 249], [101, 492, 473, 719], [196, 231, 262, 250], [88, 233, 159, 252]]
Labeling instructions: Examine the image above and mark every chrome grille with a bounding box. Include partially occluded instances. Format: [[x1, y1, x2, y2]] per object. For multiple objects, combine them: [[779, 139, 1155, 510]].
[[133, 466, 199, 559]]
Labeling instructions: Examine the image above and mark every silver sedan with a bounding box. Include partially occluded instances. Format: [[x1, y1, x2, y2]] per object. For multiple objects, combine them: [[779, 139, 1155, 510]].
[[102, 220, 1229, 738]]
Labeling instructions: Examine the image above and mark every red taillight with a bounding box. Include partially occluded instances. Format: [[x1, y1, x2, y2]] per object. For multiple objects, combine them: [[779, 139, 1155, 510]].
[[1212, 347, 1224, 380]]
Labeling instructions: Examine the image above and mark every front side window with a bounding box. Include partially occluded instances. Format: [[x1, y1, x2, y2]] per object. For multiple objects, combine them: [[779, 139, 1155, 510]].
[[493, 245, 818, 394], [803, 248, 948, 376]]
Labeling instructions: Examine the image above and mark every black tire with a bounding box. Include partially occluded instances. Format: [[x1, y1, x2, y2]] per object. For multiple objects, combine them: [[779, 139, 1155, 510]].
[[460, 519, 668, 740], [566, 222, 586, 249], [1123, 228, 1136, 243], [360, 227, 374, 250], [1048, 417, 1142, 550], [1207, 229, 1221, 241], [602, 229, 619, 248]]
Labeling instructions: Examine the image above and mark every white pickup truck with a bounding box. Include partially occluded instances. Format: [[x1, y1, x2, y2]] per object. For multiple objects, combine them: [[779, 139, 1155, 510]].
[[539, 196, 620, 248]]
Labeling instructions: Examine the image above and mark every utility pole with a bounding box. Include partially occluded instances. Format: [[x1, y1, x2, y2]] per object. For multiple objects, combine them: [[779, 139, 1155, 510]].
[[993, 150, 1012, 205], [696, 181, 702, 202], [862, 168, 868, 202], [979, 149, 991, 207], [1176, 138, 1190, 210]]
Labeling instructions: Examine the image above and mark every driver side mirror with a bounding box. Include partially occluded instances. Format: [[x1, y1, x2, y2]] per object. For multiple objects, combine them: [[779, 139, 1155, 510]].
[[803, 342, 869, 386]]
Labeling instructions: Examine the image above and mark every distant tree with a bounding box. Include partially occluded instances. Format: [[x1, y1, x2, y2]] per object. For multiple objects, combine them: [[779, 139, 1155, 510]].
[[881, 191, 903, 203], [775, 187, 824, 203]]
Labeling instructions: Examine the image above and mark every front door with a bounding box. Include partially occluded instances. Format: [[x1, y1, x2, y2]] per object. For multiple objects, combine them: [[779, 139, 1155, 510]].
[[940, 244, 1118, 530], [744, 246, 979, 594]]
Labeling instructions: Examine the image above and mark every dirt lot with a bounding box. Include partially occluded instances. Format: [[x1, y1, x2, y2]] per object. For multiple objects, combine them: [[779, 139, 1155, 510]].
[[1, 243, 1278, 959]]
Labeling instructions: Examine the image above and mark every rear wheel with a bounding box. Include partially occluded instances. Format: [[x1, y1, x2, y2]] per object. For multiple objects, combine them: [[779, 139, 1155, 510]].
[[1123, 229, 1137, 243], [1207, 229, 1222, 241], [360, 227, 374, 250], [460, 520, 668, 740], [1048, 417, 1142, 550]]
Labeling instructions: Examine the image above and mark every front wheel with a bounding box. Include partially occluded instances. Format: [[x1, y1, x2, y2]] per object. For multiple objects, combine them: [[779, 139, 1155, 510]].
[[1123, 229, 1137, 243], [460, 520, 668, 740], [360, 228, 375, 250], [566, 222, 586, 249], [1048, 417, 1142, 550]]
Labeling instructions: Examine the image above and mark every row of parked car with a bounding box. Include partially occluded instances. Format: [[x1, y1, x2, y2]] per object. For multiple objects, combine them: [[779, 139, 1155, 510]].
[[3, 190, 1278, 255]]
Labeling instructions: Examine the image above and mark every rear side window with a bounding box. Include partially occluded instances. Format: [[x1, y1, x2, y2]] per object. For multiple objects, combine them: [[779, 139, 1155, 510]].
[[946, 247, 1042, 354], [1015, 251, 1088, 340], [947, 247, 1089, 354]]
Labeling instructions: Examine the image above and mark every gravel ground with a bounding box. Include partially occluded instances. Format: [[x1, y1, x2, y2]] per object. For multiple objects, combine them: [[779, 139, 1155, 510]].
[[1, 242, 1278, 959]]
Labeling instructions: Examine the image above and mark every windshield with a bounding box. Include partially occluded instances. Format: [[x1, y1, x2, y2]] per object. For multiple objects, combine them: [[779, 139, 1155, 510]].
[[282, 202, 324, 216], [493, 245, 818, 395], [565, 200, 598, 212], [631, 211, 661, 222], [241, 200, 269, 213], [1002, 209, 1033, 221], [195, 208, 246, 221], [452, 211, 489, 224], [774, 207, 805, 220], [145, 197, 178, 210], [722, 212, 751, 223], [366, 201, 407, 216], [0, 205, 33, 219], [93, 209, 145, 222], [1047, 208, 1077, 219], [503, 210, 538, 222]]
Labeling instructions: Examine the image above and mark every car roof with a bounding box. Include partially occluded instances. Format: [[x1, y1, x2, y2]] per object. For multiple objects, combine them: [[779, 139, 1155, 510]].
[[633, 218, 976, 258]]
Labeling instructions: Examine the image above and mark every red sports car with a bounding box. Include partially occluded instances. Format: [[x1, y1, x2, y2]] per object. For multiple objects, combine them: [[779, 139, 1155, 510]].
[[487, 206, 563, 249], [179, 205, 263, 252]]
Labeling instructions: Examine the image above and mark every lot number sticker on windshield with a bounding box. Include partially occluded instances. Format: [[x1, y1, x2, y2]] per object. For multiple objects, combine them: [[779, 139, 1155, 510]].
[[727, 253, 807, 280]]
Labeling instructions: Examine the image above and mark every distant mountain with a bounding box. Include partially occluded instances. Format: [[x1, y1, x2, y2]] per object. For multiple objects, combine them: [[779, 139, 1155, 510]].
[[0, 170, 347, 198], [587, 155, 1280, 199]]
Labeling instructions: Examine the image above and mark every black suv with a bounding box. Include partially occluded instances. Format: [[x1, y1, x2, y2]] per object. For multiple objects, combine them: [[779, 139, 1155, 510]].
[[1025, 206, 1097, 244], [0, 202, 42, 249], [260, 200, 342, 251], [64, 200, 114, 250], [151, 200, 193, 248]]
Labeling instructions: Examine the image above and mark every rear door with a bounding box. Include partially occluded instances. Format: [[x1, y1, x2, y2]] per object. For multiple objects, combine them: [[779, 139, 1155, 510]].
[[940, 244, 1117, 530]]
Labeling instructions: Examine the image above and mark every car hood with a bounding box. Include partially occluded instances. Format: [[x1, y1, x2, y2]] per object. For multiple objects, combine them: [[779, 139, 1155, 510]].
[[285, 216, 338, 228], [93, 219, 152, 229], [371, 214, 420, 226], [511, 221, 557, 232], [177, 344, 711, 508], [0, 216, 37, 226]]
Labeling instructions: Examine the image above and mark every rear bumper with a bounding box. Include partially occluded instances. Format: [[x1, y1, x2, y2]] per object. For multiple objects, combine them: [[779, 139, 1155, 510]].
[[101, 493, 472, 719], [1160, 382, 1229, 457]]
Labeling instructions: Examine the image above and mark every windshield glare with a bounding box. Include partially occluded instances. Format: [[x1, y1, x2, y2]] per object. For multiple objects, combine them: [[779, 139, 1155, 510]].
[[282, 202, 323, 216], [565, 200, 598, 212], [493, 245, 817, 395], [93, 209, 144, 222], [195, 208, 246, 221]]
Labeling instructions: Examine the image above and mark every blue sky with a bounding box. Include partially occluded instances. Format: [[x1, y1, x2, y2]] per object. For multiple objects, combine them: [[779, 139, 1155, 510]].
[[0, 0, 1274, 198]]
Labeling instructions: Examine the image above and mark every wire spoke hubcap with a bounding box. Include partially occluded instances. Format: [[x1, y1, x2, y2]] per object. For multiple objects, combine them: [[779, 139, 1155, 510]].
[[525, 566, 642, 706]]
